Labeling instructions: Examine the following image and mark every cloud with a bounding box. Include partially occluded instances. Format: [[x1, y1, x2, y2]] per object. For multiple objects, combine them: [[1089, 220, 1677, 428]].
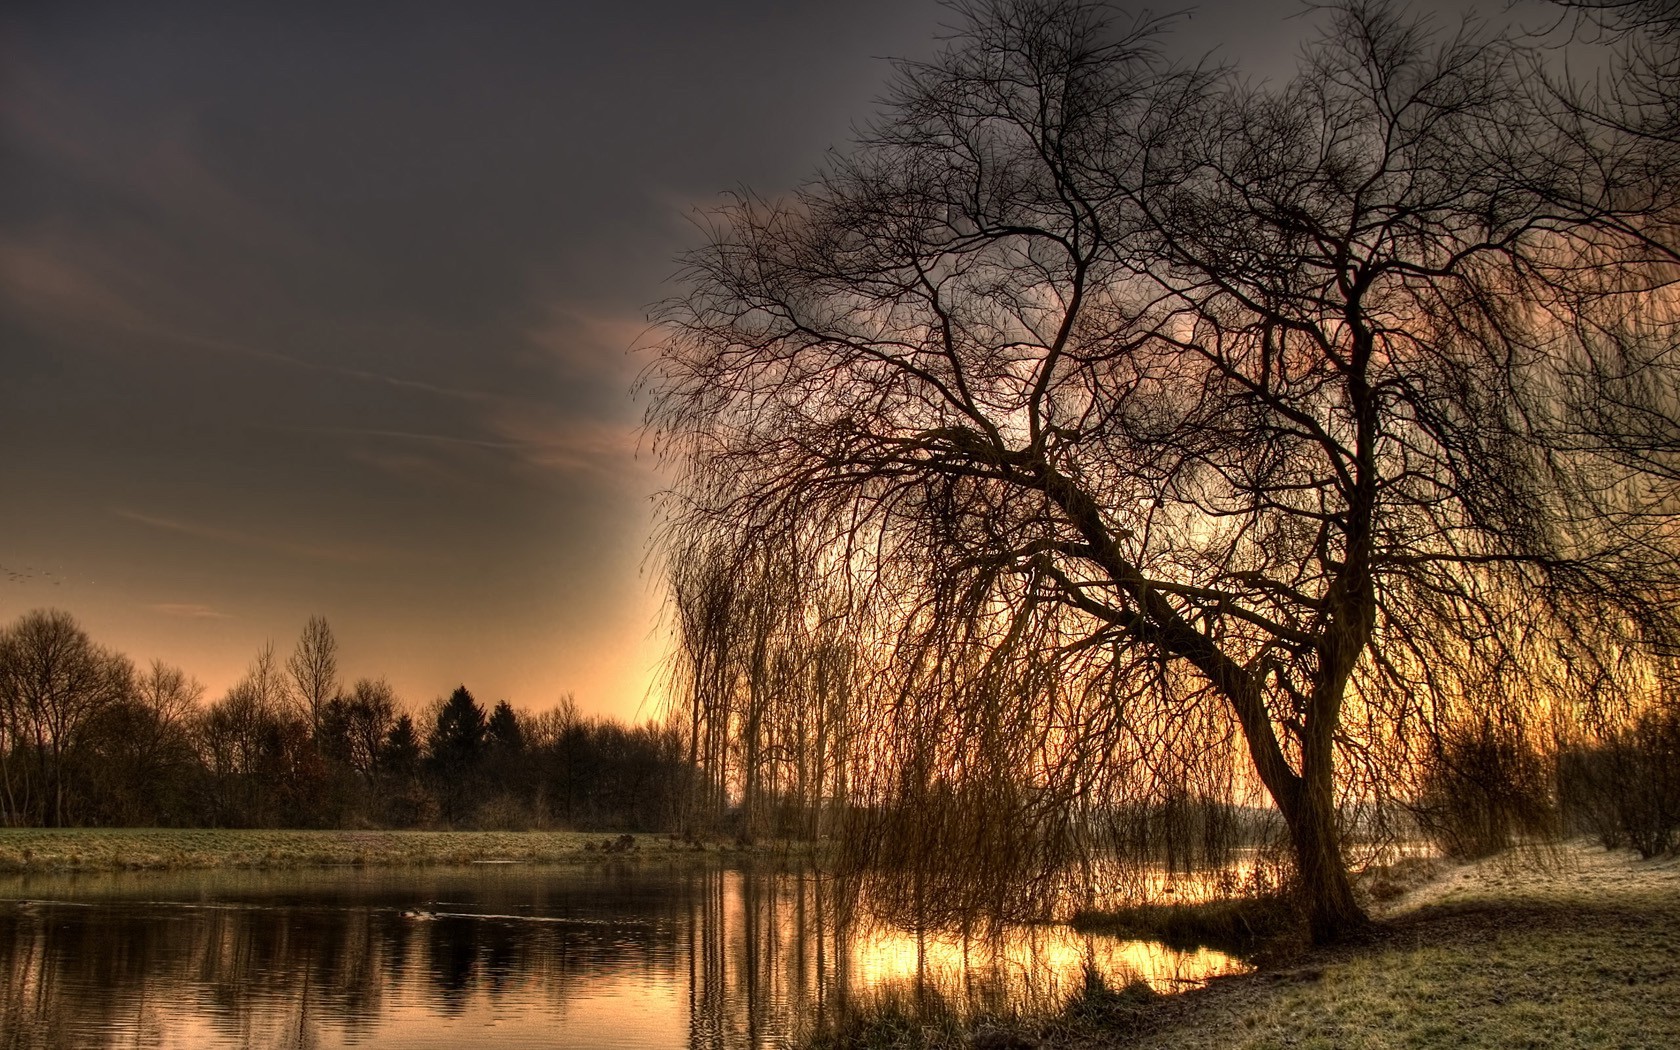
[[520, 301, 655, 384], [483, 404, 650, 481], [0, 234, 167, 334], [146, 602, 231, 620], [1, 59, 317, 262], [115, 509, 391, 565], [0, 236, 505, 407], [317, 411, 653, 488]]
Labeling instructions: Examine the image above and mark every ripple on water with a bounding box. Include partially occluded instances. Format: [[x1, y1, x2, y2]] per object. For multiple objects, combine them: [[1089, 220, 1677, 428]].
[[0, 864, 1247, 1049]]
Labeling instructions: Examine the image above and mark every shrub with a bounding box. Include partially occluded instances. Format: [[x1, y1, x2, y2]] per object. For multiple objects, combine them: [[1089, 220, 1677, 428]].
[[1558, 705, 1680, 858], [1413, 718, 1556, 859]]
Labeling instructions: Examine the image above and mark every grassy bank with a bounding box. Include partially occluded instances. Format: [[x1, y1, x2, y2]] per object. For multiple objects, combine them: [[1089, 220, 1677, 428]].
[[1068, 843, 1673, 1048], [1070, 894, 1301, 961], [818, 843, 1680, 1049], [1084, 844, 1680, 1049], [0, 827, 813, 872]]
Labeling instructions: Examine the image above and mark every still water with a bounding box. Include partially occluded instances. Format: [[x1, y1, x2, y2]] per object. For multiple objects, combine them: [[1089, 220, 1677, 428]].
[[0, 862, 1245, 1049]]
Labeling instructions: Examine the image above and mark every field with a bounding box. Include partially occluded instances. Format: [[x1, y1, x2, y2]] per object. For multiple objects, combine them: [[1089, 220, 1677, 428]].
[[0, 827, 798, 871]]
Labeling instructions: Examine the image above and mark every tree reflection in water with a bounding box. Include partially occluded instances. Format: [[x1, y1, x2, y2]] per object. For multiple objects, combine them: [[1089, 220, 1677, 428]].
[[0, 864, 1246, 1048]]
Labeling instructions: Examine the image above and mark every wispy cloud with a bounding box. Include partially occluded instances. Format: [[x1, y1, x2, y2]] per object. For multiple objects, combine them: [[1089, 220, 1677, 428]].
[[310, 426, 527, 450], [0, 243, 509, 408], [484, 405, 649, 481], [1, 60, 318, 262], [116, 509, 389, 565], [146, 602, 231, 620], [318, 414, 651, 487], [521, 301, 654, 384]]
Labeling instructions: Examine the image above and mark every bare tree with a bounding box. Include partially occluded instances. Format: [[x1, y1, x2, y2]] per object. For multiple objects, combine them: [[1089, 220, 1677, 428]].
[[286, 615, 338, 739], [336, 677, 398, 781], [665, 540, 857, 840], [195, 641, 312, 826], [0, 609, 133, 826], [1550, 0, 1679, 150], [135, 659, 204, 727], [648, 0, 1680, 940]]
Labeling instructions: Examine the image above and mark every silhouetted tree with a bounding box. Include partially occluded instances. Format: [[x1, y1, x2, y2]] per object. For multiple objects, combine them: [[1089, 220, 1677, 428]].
[[377, 713, 428, 826], [1552, 0, 1679, 147], [1558, 700, 1680, 857], [381, 713, 422, 780], [479, 700, 533, 825], [287, 615, 339, 740], [0, 609, 133, 825], [0, 608, 699, 831], [324, 678, 398, 783], [195, 643, 320, 827], [427, 686, 486, 825], [648, 0, 1680, 939], [76, 660, 203, 825], [487, 700, 524, 755]]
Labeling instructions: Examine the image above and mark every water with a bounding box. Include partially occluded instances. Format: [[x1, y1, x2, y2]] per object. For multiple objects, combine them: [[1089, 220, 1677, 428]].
[[0, 862, 1246, 1049]]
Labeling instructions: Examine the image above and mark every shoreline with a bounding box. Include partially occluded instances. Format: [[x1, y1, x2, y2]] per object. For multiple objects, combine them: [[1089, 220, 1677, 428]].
[[801, 841, 1680, 1049], [0, 827, 819, 873], [1057, 842, 1680, 1049]]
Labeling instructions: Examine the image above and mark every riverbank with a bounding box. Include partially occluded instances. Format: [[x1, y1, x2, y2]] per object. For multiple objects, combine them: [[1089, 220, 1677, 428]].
[[1056, 842, 1680, 1049], [0, 827, 815, 872], [810, 842, 1680, 1049]]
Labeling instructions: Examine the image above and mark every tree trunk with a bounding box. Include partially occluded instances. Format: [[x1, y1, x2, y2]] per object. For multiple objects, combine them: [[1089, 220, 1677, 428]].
[[1285, 612, 1373, 943], [1280, 763, 1368, 943]]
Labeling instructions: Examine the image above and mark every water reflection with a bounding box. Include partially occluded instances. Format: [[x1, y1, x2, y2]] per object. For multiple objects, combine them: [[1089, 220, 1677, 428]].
[[0, 864, 1246, 1049]]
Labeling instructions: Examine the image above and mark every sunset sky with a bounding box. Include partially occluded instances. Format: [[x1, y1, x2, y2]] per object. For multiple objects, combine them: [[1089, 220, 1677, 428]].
[[0, 0, 1534, 721]]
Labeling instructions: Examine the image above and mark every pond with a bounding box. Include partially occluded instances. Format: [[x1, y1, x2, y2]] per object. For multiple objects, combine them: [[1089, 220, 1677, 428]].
[[0, 862, 1247, 1048]]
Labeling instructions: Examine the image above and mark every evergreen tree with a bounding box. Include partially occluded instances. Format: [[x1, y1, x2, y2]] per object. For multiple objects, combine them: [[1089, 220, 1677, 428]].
[[378, 713, 426, 826], [487, 701, 524, 755], [426, 686, 485, 825], [380, 714, 422, 778], [483, 700, 531, 825]]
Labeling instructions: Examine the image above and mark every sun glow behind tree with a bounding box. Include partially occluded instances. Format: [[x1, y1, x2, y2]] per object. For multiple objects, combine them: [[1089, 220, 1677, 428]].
[[647, 0, 1680, 941]]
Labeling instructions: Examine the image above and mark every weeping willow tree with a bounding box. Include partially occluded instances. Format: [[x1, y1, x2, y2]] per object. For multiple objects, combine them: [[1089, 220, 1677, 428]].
[[645, 0, 1680, 942], [666, 539, 859, 842]]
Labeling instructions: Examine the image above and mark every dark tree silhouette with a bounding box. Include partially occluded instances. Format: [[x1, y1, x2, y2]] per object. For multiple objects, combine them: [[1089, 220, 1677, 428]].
[[287, 615, 339, 739], [78, 659, 203, 825], [378, 712, 428, 826], [0, 609, 133, 826], [487, 701, 524, 755], [427, 686, 487, 825], [195, 645, 318, 827], [0, 607, 701, 832], [322, 678, 398, 782], [1552, 0, 1679, 147], [648, 0, 1680, 939], [381, 713, 422, 777]]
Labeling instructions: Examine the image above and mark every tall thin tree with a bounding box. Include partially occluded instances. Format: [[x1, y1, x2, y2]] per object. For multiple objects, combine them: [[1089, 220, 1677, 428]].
[[287, 615, 339, 740]]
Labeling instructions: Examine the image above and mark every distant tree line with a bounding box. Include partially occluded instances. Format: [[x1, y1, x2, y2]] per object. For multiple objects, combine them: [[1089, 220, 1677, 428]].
[[0, 608, 697, 831]]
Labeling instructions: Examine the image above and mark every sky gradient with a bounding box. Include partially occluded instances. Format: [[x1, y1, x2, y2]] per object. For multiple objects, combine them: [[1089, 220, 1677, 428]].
[[0, 0, 1536, 721]]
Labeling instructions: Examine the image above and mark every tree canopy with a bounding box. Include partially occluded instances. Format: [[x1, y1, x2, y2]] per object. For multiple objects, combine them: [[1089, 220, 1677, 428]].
[[647, 0, 1680, 940]]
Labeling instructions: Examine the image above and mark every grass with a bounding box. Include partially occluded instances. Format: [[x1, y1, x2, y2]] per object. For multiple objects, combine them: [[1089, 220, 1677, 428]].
[[801, 985, 975, 1050], [808, 843, 1680, 1049], [0, 827, 815, 872], [1060, 843, 1680, 1049], [1070, 894, 1299, 961]]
